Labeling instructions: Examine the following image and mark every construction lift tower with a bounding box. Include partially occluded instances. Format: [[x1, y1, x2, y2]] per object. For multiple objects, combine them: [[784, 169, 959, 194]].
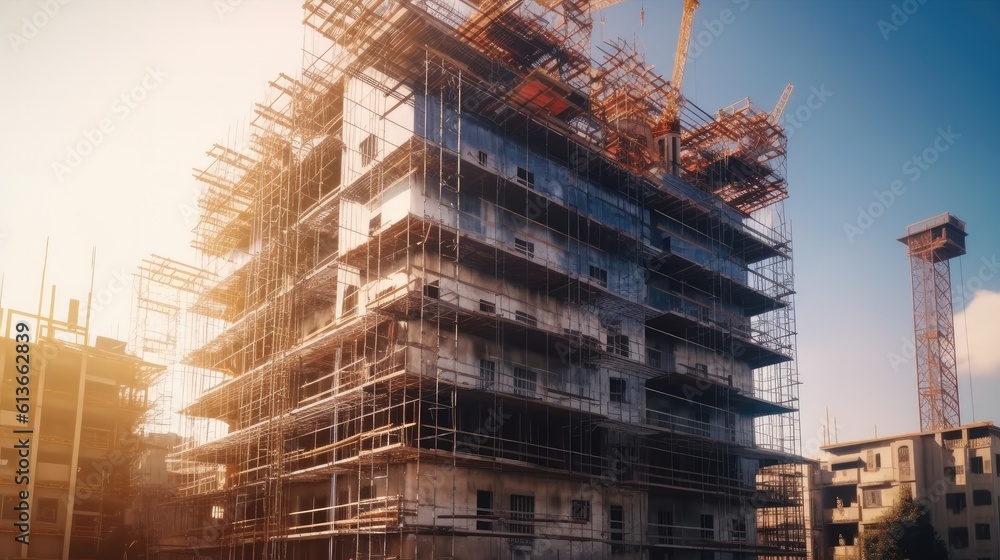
[[899, 213, 967, 432]]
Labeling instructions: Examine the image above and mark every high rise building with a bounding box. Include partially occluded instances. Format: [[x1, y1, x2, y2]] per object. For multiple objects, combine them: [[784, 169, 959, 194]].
[[134, 2, 806, 558]]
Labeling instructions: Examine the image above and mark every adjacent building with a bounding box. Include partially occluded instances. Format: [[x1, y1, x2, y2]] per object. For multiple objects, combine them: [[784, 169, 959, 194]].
[[810, 421, 1000, 560], [0, 303, 154, 559]]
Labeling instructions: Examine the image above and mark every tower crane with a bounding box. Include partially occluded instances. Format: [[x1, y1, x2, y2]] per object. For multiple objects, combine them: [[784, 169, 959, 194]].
[[586, 0, 628, 12], [769, 83, 795, 125], [654, 0, 700, 175]]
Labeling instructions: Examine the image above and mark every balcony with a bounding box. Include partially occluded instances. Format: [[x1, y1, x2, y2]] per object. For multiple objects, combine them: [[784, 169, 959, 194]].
[[647, 522, 729, 548], [644, 409, 752, 447], [970, 436, 992, 449], [943, 438, 966, 450], [821, 469, 859, 485], [824, 505, 861, 523], [858, 468, 895, 486], [831, 544, 859, 560], [287, 495, 410, 536]]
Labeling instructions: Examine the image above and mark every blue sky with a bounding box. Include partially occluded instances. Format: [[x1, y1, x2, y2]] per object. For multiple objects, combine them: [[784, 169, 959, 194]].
[[597, 0, 1000, 447], [1, 0, 997, 451]]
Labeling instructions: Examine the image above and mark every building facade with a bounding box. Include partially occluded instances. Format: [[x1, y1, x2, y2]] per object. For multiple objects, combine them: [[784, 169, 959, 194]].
[[137, 1, 807, 559], [0, 304, 153, 559], [812, 421, 1000, 560]]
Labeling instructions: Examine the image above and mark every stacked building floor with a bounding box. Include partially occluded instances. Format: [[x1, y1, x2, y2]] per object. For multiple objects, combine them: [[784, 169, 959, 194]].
[[131, 1, 808, 559]]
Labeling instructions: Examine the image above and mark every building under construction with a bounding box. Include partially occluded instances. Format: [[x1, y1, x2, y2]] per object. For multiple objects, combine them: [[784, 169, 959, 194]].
[[132, 1, 806, 558], [0, 297, 155, 559]]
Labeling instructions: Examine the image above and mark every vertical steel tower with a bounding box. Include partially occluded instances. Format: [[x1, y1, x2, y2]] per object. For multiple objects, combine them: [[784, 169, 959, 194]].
[[899, 213, 967, 431]]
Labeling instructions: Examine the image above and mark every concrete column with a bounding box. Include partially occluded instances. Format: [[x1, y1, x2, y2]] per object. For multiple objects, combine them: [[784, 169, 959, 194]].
[[61, 352, 88, 560]]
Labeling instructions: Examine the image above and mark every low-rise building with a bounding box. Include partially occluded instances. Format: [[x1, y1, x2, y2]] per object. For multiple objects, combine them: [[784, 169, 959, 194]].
[[809, 421, 1000, 560], [0, 304, 155, 559]]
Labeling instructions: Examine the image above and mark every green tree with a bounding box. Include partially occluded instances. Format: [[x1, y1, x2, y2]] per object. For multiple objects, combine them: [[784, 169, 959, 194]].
[[858, 485, 948, 560]]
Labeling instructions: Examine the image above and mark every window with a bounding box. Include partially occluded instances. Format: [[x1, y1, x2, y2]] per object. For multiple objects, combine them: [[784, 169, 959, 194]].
[[949, 527, 969, 549], [423, 281, 440, 299], [898, 445, 911, 478], [211, 505, 225, 520], [360, 485, 375, 500], [606, 334, 629, 357], [975, 523, 991, 540], [700, 514, 714, 539], [731, 518, 747, 542], [513, 367, 537, 397], [342, 284, 359, 317], [609, 378, 627, 403], [657, 510, 674, 544], [479, 360, 496, 390], [996, 454, 1000, 477], [610, 506, 637, 552], [970, 456, 984, 474], [515, 311, 538, 327], [694, 405, 710, 425], [359, 134, 378, 166], [862, 489, 882, 508], [476, 490, 493, 530], [866, 450, 877, 471], [510, 494, 535, 536], [368, 213, 382, 234], [479, 299, 495, 314], [1, 496, 17, 521], [973, 489, 992, 506], [646, 347, 661, 369], [478, 151, 489, 166], [514, 237, 535, 258], [516, 166, 534, 188], [312, 496, 329, 524], [944, 466, 957, 483], [610, 505, 625, 542], [571, 500, 591, 522], [945, 492, 966, 514], [460, 184, 484, 221], [38, 498, 57, 523], [589, 265, 608, 288], [875, 453, 882, 469]]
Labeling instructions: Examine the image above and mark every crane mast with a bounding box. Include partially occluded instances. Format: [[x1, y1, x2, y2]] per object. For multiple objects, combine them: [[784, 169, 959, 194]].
[[770, 83, 795, 124], [653, 0, 699, 175], [670, 0, 700, 106]]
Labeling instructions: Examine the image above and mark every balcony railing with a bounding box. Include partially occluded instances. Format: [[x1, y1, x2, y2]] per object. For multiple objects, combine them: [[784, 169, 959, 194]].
[[288, 495, 407, 535], [858, 468, 895, 486], [647, 287, 792, 360], [831, 544, 859, 560], [647, 522, 745, 548], [296, 347, 408, 406], [943, 438, 966, 450], [821, 469, 859, 485], [969, 436, 992, 449], [644, 409, 752, 447], [824, 505, 861, 523]]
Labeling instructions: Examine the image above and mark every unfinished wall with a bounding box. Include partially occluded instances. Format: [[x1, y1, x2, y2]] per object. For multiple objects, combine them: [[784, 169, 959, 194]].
[[134, 1, 807, 559]]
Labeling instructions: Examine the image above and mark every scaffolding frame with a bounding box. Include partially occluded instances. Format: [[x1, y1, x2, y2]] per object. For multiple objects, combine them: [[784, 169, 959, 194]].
[[131, 2, 807, 559]]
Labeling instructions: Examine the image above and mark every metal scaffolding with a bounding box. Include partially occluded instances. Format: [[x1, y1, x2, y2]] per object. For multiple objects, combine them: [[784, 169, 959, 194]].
[[131, 1, 807, 559]]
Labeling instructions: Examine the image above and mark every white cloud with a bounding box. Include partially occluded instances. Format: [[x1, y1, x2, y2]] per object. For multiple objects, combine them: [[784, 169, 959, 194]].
[[955, 290, 1000, 377]]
